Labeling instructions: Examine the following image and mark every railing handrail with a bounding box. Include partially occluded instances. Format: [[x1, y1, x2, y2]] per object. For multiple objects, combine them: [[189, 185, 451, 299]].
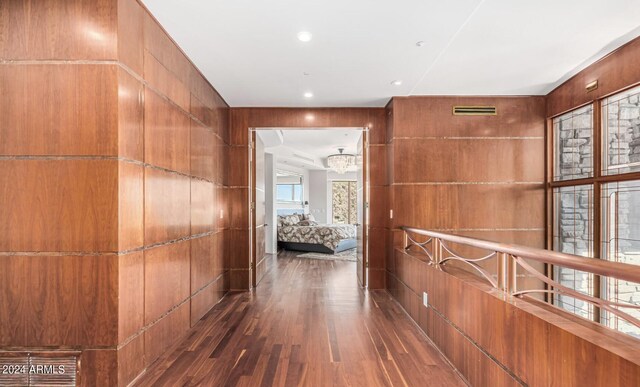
[[402, 227, 640, 284]]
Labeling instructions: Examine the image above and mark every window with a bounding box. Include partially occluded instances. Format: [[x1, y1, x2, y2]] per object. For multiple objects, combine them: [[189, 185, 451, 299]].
[[332, 181, 357, 224], [553, 104, 593, 181], [602, 85, 640, 175], [276, 172, 303, 203], [601, 181, 640, 338], [550, 88, 640, 338], [276, 183, 303, 202], [553, 185, 595, 320]]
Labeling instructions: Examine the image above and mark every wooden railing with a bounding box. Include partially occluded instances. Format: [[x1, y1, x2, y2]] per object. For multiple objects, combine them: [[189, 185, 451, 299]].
[[401, 227, 640, 330]]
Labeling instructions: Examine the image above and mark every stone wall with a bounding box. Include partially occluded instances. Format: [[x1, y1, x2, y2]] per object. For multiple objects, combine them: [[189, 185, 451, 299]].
[[556, 105, 593, 180], [604, 91, 640, 171]]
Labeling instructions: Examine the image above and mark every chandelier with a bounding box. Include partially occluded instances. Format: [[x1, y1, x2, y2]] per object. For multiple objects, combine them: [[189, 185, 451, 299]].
[[327, 148, 356, 174]]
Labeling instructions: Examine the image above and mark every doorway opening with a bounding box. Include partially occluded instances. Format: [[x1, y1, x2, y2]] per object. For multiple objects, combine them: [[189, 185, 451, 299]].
[[249, 127, 370, 289]]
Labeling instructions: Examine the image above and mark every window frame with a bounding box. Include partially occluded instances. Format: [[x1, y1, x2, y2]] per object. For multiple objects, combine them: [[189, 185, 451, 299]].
[[548, 84, 640, 327]]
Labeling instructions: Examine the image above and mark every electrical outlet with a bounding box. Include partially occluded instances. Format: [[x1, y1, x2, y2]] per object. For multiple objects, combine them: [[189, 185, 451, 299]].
[[423, 292, 428, 307]]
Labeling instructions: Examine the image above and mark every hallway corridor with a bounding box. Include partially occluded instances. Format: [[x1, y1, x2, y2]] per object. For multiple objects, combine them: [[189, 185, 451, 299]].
[[135, 252, 467, 386]]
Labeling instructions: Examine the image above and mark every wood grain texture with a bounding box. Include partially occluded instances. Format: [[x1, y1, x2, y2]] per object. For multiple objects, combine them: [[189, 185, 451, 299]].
[[547, 36, 640, 117], [0, 1, 230, 386], [0, 254, 118, 347], [229, 108, 386, 146], [191, 179, 215, 235], [0, 64, 118, 156], [392, 183, 544, 230], [144, 89, 191, 174], [144, 240, 191, 325], [391, 96, 546, 138], [388, 248, 640, 387], [228, 230, 250, 270], [227, 187, 250, 229], [144, 50, 190, 112], [134, 251, 465, 387], [118, 161, 144, 251], [0, 159, 118, 252], [142, 10, 191, 87], [117, 333, 145, 386], [117, 68, 144, 161], [190, 235, 215, 293], [117, 0, 143, 74], [144, 302, 191, 368], [393, 138, 545, 183], [144, 167, 191, 245], [190, 119, 216, 181], [0, 0, 117, 60], [227, 146, 250, 187], [118, 251, 144, 342], [190, 274, 227, 326]]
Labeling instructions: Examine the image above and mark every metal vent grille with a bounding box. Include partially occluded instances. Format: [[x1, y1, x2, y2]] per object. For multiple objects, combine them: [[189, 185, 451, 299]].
[[452, 106, 497, 116]]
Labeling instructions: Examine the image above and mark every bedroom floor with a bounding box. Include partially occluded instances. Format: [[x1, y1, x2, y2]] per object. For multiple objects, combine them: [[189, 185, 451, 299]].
[[134, 250, 466, 386]]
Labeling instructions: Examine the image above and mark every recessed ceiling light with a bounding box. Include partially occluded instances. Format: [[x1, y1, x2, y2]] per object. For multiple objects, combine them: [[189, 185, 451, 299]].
[[297, 31, 312, 42], [303, 92, 313, 98], [416, 41, 425, 47], [391, 80, 402, 86]]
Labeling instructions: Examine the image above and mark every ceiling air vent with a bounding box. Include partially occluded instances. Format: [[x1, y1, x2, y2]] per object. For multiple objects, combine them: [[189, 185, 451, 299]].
[[452, 106, 497, 116]]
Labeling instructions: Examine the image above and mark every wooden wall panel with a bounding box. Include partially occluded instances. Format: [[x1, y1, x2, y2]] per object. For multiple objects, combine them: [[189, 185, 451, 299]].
[[391, 96, 546, 138], [144, 51, 190, 112], [191, 179, 215, 235], [117, 68, 144, 161], [144, 89, 191, 175], [190, 120, 216, 181], [0, 160, 119, 252], [0, 0, 117, 60], [118, 162, 144, 251], [144, 302, 190, 367], [388, 249, 640, 387], [144, 168, 191, 245], [191, 235, 215, 292], [547, 36, 640, 117], [190, 275, 226, 326], [144, 240, 191, 324], [0, 64, 119, 156], [392, 184, 545, 230], [116, 0, 143, 74], [0, 255, 118, 347], [118, 251, 144, 342], [227, 187, 250, 229], [142, 10, 191, 87], [117, 333, 144, 386], [0, 1, 230, 385], [393, 138, 545, 183]]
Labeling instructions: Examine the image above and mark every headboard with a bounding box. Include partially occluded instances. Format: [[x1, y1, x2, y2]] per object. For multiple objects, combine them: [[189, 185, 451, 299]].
[[277, 209, 305, 216]]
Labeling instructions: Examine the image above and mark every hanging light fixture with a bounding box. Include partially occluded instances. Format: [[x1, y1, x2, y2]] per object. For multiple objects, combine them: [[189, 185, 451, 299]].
[[327, 148, 356, 174]]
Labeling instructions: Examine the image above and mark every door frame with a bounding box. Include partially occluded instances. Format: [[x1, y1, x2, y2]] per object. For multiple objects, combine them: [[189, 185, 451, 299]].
[[248, 126, 370, 289]]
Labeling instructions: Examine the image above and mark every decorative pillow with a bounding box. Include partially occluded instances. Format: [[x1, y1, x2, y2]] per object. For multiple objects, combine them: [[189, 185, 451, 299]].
[[298, 220, 318, 226], [281, 214, 300, 226], [307, 213, 316, 222]]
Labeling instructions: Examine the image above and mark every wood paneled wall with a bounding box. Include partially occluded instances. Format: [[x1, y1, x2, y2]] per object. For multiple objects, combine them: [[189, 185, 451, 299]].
[[386, 96, 546, 246], [388, 249, 640, 386], [385, 96, 547, 384], [547, 37, 640, 118], [0, 0, 229, 385], [228, 108, 388, 289]]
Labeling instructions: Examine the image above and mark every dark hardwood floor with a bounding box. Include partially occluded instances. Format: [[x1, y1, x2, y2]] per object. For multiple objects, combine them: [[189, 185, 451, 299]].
[[134, 250, 467, 386]]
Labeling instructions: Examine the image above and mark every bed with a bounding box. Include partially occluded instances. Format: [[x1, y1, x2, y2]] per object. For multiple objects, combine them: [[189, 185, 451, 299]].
[[276, 212, 357, 254]]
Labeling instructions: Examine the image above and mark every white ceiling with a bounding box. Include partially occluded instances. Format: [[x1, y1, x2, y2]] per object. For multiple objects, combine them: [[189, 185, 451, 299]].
[[142, 0, 640, 107], [257, 129, 362, 170]]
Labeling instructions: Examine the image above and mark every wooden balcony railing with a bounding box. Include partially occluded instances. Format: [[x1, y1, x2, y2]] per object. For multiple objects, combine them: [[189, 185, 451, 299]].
[[401, 226, 640, 330]]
